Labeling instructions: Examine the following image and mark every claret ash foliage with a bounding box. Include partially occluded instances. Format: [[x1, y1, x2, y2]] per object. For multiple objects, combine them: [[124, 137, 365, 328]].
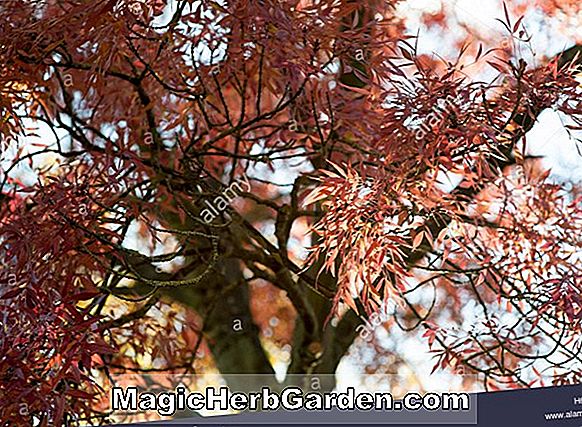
[[0, 0, 580, 424]]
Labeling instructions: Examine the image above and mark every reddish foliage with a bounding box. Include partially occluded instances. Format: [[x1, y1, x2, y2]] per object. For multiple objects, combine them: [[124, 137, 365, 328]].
[[0, 0, 580, 423]]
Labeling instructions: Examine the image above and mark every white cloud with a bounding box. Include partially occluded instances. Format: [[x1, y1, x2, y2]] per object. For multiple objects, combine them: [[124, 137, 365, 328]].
[[521, 108, 582, 183]]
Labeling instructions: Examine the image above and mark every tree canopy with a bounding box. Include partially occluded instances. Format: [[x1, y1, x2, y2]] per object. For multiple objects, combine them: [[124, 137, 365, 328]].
[[0, 0, 580, 425]]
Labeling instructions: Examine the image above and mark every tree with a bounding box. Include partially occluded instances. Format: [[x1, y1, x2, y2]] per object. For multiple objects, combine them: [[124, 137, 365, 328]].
[[0, 0, 580, 425]]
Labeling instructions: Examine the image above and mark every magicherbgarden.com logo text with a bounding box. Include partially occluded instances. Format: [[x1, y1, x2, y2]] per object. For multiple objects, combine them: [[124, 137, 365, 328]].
[[111, 386, 470, 416]]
